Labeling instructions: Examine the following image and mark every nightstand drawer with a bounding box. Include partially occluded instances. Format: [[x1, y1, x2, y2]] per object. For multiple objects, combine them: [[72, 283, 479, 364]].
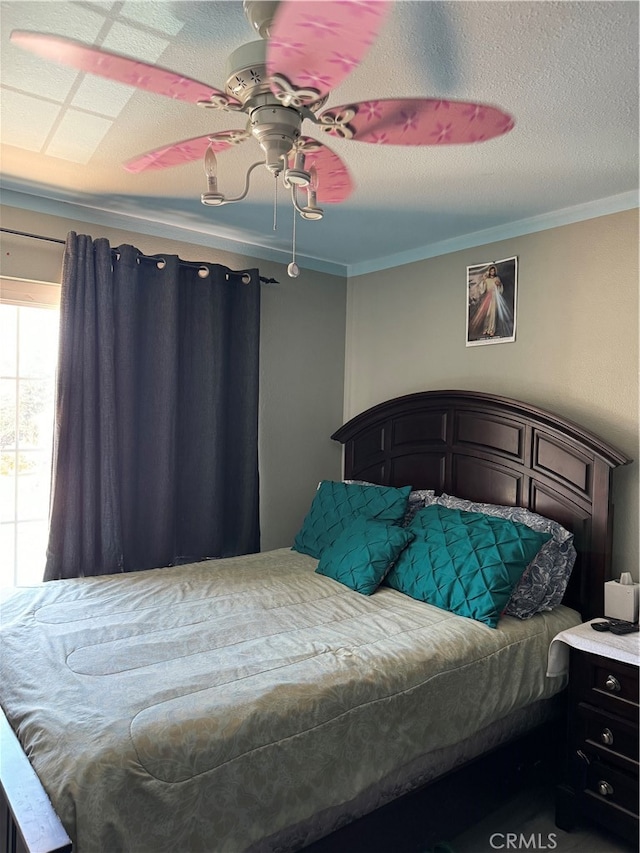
[[584, 758, 639, 817], [557, 641, 639, 845], [574, 652, 639, 719], [577, 702, 640, 768]]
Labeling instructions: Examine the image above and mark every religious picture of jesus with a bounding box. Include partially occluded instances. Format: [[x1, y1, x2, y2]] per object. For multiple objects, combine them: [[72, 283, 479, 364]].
[[466, 256, 517, 346]]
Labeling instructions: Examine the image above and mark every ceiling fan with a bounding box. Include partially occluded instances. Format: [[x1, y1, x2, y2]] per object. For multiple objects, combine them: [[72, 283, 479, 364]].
[[11, 0, 515, 276]]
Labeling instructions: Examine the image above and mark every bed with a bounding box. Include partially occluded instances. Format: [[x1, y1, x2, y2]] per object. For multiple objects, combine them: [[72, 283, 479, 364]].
[[0, 390, 630, 853]]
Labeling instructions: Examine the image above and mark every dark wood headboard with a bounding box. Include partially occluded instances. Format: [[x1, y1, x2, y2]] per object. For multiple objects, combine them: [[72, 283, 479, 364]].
[[332, 390, 630, 620]]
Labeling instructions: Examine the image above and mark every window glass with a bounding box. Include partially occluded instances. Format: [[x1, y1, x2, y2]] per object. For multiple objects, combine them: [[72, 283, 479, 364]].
[[1, 280, 59, 588]]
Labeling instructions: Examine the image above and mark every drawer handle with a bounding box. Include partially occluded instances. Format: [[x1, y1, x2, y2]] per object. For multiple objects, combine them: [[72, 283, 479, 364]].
[[598, 780, 614, 797], [600, 727, 614, 746], [605, 674, 621, 692]]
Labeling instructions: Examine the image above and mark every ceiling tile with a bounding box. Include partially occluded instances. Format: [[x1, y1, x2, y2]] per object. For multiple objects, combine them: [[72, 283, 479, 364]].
[[0, 2, 108, 101], [0, 89, 61, 151], [45, 109, 113, 163], [71, 75, 135, 117], [119, 2, 186, 36], [100, 20, 170, 64], [1, 47, 78, 103]]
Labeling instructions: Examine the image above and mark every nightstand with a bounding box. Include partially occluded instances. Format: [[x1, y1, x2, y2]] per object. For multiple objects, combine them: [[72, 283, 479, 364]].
[[553, 626, 639, 844]]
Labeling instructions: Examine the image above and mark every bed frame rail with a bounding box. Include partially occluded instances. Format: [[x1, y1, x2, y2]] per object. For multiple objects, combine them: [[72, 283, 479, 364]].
[[1, 708, 72, 853]]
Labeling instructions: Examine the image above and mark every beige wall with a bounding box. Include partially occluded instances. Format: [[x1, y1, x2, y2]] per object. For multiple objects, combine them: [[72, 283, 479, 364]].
[[0, 205, 347, 552], [3, 205, 637, 578], [345, 209, 639, 579]]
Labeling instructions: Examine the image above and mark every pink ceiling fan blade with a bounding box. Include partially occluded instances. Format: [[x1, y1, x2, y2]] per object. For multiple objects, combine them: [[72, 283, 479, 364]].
[[123, 130, 250, 174], [10, 31, 241, 108], [267, 1, 391, 107], [293, 137, 354, 203], [317, 98, 515, 144]]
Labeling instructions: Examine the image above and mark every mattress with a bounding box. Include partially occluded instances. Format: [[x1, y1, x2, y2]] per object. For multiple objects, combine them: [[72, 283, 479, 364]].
[[0, 547, 581, 852]]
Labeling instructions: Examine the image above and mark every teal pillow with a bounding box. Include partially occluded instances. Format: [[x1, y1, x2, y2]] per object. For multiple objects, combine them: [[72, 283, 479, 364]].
[[316, 517, 415, 595], [293, 480, 411, 559], [385, 505, 552, 627]]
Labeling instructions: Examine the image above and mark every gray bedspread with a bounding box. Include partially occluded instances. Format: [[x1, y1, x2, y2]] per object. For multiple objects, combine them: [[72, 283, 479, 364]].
[[0, 547, 580, 852]]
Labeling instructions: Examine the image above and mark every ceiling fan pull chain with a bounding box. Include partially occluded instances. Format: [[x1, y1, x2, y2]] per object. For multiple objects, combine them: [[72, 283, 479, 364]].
[[288, 196, 300, 278], [273, 172, 278, 232]]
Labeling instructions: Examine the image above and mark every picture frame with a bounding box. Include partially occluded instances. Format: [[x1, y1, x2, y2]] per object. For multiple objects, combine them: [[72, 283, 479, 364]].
[[466, 256, 518, 346]]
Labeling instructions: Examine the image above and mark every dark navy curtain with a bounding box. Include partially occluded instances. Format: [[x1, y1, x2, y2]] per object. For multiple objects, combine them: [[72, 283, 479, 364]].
[[45, 233, 260, 580]]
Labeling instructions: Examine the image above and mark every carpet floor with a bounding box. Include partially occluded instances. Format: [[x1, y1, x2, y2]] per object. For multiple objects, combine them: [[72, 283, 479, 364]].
[[446, 783, 637, 853]]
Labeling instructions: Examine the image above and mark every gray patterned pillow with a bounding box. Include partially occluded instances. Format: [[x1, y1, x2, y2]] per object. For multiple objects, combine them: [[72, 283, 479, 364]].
[[434, 494, 576, 619], [403, 489, 438, 526]]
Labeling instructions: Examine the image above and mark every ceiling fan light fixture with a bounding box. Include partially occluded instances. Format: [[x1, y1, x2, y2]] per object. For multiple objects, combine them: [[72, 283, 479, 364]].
[[300, 166, 323, 219], [284, 150, 310, 187], [300, 177, 323, 219], [284, 169, 310, 186], [201, 193, 227, 207], [289, 173, 323, 221], [300, 207, 323, 221]]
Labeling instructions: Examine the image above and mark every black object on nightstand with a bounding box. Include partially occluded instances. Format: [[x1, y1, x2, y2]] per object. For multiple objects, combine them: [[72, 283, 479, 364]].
[[591, 619, 639, 635], [556, 646, 639, 844]]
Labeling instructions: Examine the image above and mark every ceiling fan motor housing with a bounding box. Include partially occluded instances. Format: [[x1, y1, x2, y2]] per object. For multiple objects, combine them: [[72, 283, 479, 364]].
[[225, 40, 271, 104], [250, 104, 301, 174], [225, 39, 302, 175]]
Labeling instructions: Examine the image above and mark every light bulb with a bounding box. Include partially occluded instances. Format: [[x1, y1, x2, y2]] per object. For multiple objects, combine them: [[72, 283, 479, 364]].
[[204, 145, 218, 193], [204, 145, 218, 183], [201, 143, 226, 206]]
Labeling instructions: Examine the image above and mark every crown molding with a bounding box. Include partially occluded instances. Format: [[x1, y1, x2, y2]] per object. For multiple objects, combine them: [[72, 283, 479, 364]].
[[346, 190, 639, 277], [2, 185, 637, 280], [0, 187, 348, 277]]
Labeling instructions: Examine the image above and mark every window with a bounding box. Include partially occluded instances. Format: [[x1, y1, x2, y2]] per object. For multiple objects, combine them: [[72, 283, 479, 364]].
[[1, 278, 60, 587]]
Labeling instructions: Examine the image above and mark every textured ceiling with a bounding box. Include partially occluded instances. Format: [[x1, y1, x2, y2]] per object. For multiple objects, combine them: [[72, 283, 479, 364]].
[[1, 1, 638, 276]]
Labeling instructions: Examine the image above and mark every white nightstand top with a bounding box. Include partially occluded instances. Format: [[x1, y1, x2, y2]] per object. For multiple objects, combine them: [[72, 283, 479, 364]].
[[547, 618, 640, 677]]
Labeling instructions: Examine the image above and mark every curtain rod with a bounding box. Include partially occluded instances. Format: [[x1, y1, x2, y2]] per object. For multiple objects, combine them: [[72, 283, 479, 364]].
[[0, 227, 279, 284]]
